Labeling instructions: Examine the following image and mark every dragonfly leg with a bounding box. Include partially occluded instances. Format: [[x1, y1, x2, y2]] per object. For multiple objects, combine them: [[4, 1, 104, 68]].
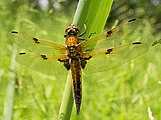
[[88, 32, 96, 38], [79, 23, 86, 37]]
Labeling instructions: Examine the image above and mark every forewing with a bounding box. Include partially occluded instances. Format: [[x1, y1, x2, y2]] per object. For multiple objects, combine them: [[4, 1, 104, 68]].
[[79, 19, 146, 52], [83, 42, 149, 74], [7, 31, 67, 55], [16, 52, 68, 75]]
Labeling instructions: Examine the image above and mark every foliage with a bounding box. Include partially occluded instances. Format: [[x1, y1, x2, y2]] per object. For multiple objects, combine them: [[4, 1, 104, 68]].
[[107, 0, 161, 33]]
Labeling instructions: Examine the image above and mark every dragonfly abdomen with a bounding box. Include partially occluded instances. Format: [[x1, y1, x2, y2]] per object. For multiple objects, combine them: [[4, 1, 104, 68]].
[[70, 58, 82, 115]]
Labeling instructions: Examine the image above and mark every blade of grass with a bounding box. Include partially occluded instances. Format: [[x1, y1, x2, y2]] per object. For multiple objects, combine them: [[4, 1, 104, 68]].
[[58, 0, 114, 119]]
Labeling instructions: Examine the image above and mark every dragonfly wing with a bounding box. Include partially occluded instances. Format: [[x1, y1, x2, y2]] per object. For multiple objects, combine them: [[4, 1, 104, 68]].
[[83, 42, 149, 74], [16, 52, 68, 75], [79, 18, 146, 52], [7, 31, 67, 55]]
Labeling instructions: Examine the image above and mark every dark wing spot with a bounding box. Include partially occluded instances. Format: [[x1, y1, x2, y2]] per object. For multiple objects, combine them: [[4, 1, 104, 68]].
[[81, 59, 87, 69], [128, 18, 136, 22], [106, 30, 112, 37], [64, 60, 70, 70], [41, 55, 48, 60], [132, 42, 141, 44], [11, 31, 18, 34], [33, 37, 40, 44], [58, 59, 70, 70], [105, 48, 113, 54], [58, 59, 64, 62], [81, 56, 92, 60], [19, 52, 26, 55]]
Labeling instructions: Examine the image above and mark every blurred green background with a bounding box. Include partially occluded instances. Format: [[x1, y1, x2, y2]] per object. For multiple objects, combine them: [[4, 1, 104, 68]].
[[0, 0, 161, 119]]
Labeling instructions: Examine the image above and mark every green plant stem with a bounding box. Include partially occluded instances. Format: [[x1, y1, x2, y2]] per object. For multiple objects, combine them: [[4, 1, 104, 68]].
[[4, 44, 17, 120], [58, 71, 73, 120], [58, 0, 114, 119]]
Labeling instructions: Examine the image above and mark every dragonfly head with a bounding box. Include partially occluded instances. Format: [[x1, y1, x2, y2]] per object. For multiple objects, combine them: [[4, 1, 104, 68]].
[[65, 24, 80, 36]]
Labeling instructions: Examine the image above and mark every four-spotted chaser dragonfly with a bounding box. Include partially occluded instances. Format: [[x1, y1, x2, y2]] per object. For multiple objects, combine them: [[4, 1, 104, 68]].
[[7, 18, 149, 115]]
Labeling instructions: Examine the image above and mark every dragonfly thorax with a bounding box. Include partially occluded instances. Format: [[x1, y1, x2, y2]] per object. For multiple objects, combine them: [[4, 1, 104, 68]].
[[67, 46, 80, 59]]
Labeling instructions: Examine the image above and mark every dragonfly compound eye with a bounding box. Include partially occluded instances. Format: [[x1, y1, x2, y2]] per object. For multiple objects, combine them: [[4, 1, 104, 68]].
[[65, 24, 80, 36]]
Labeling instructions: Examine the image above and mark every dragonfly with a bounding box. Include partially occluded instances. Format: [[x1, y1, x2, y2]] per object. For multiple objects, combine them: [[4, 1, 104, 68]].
[[7, 18, 149, 115]]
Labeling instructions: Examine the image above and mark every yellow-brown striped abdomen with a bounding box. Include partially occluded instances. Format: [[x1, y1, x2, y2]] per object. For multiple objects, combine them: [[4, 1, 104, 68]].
[[70, 58, 82, 115]]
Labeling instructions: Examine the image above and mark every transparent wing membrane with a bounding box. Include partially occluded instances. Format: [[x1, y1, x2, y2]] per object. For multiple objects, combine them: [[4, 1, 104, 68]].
[[7, 31, 67, 55], [79, 19, 146, 52], [8, 18, 149, 75], [16, 52, 68, 75], [83, 42, 149, 74]]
